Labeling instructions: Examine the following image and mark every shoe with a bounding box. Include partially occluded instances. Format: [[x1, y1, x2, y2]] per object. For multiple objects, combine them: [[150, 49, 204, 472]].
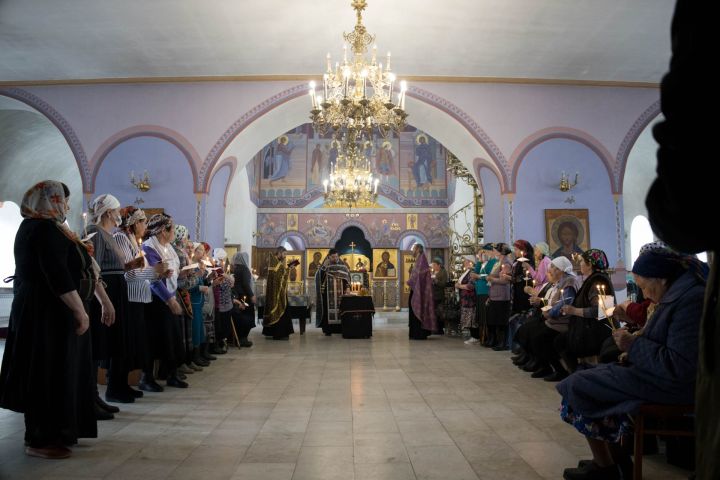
[[105, 390, 135, 404], [492, 344, 509, 351], [94, 404, 115, 421], [464, 338, 480, 345], [95, 395, 120, 413], [511, 345, 522, 354], [240, 338, 253, 347], [139, 381, 164, 393], [25, 445, 72, 459], [166, 376, 189, 388], [273, 336, 290, 340], [522, 360, 542, 372], [531, 366, 554, 378], [324, 332, 332, 336], [201, 343, 217, 361], [189, 362, 203, 372], [563, 463, 621, 480], [192, 349, 210, 367], [177, 372, 187, 380], [178, 364, 194, 374], [126, 387, 144, 398], [210, 343, 227, 354], [543, 370, 569, 382]]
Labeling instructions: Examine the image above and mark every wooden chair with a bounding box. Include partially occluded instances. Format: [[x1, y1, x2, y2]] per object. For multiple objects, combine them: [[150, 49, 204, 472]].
[[632, 404, 694, 479]]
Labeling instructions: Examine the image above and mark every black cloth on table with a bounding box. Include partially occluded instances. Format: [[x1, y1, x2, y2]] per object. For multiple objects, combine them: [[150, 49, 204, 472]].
[[0, 218, 97, 447], [340, 295, 374, 338]]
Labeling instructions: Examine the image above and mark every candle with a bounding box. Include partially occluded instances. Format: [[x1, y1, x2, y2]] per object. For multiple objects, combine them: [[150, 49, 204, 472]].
[[326, 53, 331, 72]]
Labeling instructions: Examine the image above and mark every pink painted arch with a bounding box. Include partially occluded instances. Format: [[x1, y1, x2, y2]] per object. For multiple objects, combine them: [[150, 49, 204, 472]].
[[89, 125, 203, 193], [508, 127, 616, 194]]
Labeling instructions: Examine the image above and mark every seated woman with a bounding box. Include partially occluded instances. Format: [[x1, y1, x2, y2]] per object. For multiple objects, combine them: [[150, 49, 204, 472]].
[[556, 250, 706, 480], [517, 256, 581, 380], [555, 249, 615, 373]]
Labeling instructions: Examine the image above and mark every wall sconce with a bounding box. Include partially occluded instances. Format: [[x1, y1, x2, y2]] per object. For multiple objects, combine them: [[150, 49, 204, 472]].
[[130, 170, 151, 192], [559, 171, 579, 192]]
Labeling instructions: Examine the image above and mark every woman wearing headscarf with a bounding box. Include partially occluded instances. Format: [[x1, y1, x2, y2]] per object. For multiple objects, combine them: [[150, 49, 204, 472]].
[[406, 244, 436, 340], [188, 243, 213, 363], [555, 248, 615, 373], [484, 243, 513, 348], [523, 242, 552, 285], [0, 181, 113, 459], [556, 250, 706, 480], [171, 225, 204, 372], [113, 206, 165, 392], [455, 256, 477, 345], [231, 251, 255, 347], [519, 256, 582, 381], [142, 214, 188, 388], [87, 194, 137, 404], [469, 243, 496, 344]]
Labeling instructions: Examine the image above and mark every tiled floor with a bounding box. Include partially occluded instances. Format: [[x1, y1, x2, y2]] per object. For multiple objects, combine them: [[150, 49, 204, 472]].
[[0, 323, 691, 479]]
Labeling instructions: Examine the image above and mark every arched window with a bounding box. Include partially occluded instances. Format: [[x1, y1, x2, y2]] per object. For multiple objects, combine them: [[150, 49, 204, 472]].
[[0, 201, 22, 287], [630, 215, 654, 267]]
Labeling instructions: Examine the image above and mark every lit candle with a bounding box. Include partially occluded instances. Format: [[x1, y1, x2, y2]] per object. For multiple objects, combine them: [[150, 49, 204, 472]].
[[323, 179, 329, 193], [386, 51, 391, 71], [343, 43, 347, 63], [372, 45, 377, 64], [326, 53, 332, 72]]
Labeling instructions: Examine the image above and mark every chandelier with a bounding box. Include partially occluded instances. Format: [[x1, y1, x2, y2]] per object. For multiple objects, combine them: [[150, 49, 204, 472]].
[[322, 140, 379, 208], [309, 0, 408, 208]]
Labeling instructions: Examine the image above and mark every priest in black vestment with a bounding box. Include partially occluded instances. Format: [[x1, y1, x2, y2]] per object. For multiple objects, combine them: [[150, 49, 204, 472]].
[[315, 249, 351, 336]]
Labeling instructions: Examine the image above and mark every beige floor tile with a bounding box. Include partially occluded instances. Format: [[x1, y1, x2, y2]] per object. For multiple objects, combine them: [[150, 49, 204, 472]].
[[406, 445, 478, 480], [354, 462, 416, 480], [231, 463, 296, 480]]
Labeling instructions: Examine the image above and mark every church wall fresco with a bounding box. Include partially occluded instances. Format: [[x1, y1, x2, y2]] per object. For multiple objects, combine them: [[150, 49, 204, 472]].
[[250, 123, 449, 208], [255, 212, 449, 248]]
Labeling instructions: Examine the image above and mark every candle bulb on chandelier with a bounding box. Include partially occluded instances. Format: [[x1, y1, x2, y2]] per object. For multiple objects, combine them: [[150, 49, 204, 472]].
[[343, 43, 348, 63], [326, 53, 332, 72], [323, 179, 328, 193], [372, 44, 377, 64], [386, 51, 391, 71], [374, 178, 379, 194]]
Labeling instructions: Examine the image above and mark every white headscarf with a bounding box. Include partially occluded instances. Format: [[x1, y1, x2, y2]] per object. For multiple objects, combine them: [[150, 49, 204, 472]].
[[88, 194, 120, 224], [551, 256, 575, 274]]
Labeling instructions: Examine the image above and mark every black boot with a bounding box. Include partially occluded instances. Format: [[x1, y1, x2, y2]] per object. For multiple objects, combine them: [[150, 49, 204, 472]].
[[95, 394, 120, 413], [239, 337, 253, 347], [166, 369, 189, 388], [200, 343, 216, 361], [139, 372, 164, 392], [210, 342, 227, 355], [94, 403, 114, 420]]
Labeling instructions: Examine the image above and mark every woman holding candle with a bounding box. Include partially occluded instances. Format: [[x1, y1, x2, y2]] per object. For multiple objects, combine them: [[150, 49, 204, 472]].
[[556, 249, 706, 480], [231, 251, 255, 348], [523, 242, 552, 285], [484, 243, 513, 348], [555, 249, 614, 374], [455, 256, 478, 345]]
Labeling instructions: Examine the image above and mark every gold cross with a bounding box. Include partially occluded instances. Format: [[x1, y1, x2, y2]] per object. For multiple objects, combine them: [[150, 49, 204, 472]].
[[349, 241, 356, 252]]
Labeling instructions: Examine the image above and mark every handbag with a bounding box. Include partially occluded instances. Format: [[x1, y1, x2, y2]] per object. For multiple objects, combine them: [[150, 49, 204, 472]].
[[567, 316, 612, 357]]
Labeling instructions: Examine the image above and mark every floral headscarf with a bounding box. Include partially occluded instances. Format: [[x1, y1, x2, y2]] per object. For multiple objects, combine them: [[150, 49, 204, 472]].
[[20, 180, 69, 224], [173, 224, 189, 247], [582, 248, 609, 272], [144, 213, 172, 240], [639, 241, 671, 255]]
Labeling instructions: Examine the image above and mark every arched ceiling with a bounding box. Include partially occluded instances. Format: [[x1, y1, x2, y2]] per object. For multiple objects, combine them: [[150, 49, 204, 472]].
[[0, 0, 673, 83], [0, 108, 83, 228]]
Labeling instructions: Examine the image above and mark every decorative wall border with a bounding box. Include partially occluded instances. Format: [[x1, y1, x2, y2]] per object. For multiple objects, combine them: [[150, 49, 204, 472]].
[[89, 125, 203, 193], [0, 87, 90, 191], [408, 86, 510, 189], [199, 84, 308, 191], [508, 127, 616, 193], [615, 100, 661, 193]]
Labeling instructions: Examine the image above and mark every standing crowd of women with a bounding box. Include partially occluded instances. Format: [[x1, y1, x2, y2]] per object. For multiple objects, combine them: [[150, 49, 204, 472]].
[[0, 181, 256, 459]]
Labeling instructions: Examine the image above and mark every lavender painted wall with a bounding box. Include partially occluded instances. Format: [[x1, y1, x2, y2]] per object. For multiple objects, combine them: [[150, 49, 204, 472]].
[[479, 167, 503, 243], [513, 138, 619, 265], [94, 136, 197, 233], [205, 165, 231, 247]]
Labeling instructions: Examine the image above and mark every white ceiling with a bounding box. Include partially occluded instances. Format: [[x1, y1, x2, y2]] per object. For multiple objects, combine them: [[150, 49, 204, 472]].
[[0, 0, 674, 83]]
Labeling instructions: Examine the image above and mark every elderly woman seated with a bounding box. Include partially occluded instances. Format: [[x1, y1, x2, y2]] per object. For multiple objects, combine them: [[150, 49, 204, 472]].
[[556, 250, 706, 480]]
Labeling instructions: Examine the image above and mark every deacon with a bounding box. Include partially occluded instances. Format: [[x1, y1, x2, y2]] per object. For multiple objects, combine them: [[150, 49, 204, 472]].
[[406, 244, 437, 340], [262, 247, 295, 340], [315, 249, 351, 336]]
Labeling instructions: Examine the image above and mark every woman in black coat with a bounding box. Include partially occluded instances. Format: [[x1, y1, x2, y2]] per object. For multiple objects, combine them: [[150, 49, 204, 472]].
[[231, 251, 256, 347]]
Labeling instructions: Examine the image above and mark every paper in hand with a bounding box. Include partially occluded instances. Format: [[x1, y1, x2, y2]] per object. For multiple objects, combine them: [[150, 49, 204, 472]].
[[181, 263, 199, 272], [81, 232, 97, 242]]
